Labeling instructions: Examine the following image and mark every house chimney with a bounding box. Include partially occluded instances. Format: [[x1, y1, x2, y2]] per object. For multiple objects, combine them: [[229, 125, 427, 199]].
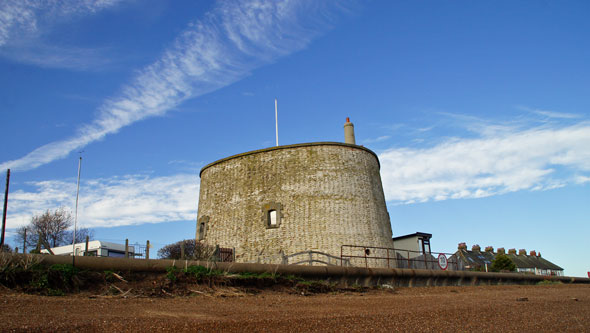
[[485, 246, 494, 253], [458, 242, 467, 250], [530, 250, 536, 257], [497, 247, 505, 255], [344, 117, 356, 144], [508, 248, 517, 255], [472, 244, 481, 252], [518, 249, 526, 256]]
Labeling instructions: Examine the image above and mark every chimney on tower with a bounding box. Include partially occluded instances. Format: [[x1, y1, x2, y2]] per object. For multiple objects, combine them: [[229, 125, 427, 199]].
[[344, 117, 356, 144]]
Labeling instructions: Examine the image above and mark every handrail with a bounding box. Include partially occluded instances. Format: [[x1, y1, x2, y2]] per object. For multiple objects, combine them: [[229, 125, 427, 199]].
[[341, 244, 459, 269]]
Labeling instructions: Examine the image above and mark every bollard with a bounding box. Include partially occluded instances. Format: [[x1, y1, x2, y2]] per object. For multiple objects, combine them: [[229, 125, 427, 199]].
[[146, 240, 150, 260], [85, 236, 89, 256]]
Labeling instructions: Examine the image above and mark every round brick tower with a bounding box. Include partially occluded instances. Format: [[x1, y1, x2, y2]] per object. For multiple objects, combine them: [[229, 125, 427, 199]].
[[196, 136, 393, 266]]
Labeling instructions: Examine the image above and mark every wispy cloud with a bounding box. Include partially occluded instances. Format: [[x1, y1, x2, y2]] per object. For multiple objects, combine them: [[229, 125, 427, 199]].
[[0, 42, 113, 70], [362, 135, 391, 144], [517, 105, 582, 120], [0, 0, 124, 47], [576, 175, 590, 184], [380, 121, 590, 203], [1, 0, 348, 172], [6, 173, 199, 229], [7, 119, 589, 230], [0, 0, 125, 69]]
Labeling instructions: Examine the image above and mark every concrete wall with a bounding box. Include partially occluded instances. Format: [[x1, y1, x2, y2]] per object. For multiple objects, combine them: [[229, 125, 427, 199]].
[[197, 142, 393, 265], [31, 254, 590, 287]]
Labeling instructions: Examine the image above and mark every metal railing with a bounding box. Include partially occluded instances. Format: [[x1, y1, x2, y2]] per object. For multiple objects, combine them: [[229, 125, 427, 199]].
[[282, 250, 350, 266], [341, 244, 460, 270]]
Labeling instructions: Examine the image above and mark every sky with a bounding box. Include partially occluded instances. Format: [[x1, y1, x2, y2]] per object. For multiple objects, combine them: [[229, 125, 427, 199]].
[[1, 0, 589, 277]]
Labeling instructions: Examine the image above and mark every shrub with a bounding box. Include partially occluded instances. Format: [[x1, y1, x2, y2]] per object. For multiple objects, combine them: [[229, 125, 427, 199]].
[[490, 254, 516, 272], [157, 239, 216, 260], [184, 265, 223, 279]]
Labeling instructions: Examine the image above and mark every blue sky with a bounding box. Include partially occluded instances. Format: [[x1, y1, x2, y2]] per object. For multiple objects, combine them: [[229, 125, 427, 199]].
[[1, 0, 589, 276]]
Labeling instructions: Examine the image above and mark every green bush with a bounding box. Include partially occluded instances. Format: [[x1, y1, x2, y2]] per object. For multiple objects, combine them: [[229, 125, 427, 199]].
[[490, 254, 516, 272], [166, 266, 179, 281], [184, 265, 223, 279], [48, 264, 79, 280]]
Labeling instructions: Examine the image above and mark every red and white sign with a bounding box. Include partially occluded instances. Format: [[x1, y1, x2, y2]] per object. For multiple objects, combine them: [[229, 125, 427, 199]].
[[438, 253, 448, 270]]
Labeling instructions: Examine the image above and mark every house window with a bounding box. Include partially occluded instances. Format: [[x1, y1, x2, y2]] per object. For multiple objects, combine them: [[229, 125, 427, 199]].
[[197, 216, 209, 240], [262, 202, 282, 229]]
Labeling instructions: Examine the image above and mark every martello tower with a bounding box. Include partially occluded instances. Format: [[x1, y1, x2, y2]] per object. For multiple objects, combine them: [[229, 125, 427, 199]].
[[196, 118, 393, 264]]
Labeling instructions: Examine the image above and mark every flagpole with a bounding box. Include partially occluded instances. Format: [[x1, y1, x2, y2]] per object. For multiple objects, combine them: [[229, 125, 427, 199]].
[[72, 156, 82, 261], [275, 98, 279, 146]]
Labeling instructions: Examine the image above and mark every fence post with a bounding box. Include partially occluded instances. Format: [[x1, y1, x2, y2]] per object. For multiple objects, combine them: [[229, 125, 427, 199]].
[[146, 240, 150, 260], [35, 233, 41, 253], [125, 239, 129, 259], [180, 241, 185, 259], [85, 236, 89, 256]]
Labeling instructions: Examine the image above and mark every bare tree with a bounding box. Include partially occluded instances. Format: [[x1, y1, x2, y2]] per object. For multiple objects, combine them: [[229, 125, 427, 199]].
[[15, 209, 96, 253], [63, 227, 95, 245], [157, 239, 216, 260], [14, 225, 35, 250], [14, 208, 73, 251], [32, 208, 72, 247]]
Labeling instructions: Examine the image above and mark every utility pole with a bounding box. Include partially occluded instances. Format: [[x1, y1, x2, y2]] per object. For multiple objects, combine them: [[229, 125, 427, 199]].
[[72, 156, 82, 264], [1, 169, 10, 249]]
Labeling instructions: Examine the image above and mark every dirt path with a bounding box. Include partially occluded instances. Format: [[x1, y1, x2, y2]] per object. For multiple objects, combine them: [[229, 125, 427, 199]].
[[1, 284, 588, 332]]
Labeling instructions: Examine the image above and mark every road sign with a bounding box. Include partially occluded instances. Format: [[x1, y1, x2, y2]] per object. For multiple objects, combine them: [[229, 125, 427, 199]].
[[438, 253, 448, 270]]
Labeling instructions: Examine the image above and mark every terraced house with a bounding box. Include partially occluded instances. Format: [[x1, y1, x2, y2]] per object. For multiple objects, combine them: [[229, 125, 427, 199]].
[[451, 243, 564, 276]]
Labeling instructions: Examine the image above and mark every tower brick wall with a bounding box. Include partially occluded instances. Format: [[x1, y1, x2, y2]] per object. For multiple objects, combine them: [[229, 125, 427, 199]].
[[196, 142, 393, 265]]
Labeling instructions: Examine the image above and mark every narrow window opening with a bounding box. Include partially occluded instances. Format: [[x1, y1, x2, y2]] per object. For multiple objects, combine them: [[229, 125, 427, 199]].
[[269, 210, 277, 226], [262, 203, 281, 229], [198, 222, 206, 240]]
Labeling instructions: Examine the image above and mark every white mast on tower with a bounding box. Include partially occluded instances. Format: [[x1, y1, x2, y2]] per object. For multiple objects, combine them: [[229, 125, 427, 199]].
[[275, 98, 279, 146]]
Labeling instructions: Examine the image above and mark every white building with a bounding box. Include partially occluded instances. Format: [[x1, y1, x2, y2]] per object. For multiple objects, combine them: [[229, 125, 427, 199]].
[[41, 240, 135, 258]]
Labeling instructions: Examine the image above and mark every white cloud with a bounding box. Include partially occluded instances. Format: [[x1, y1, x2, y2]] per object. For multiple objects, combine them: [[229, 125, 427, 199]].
[[0, 42, 113, 70], [1, 0, 346, 172], [516, 105, 582, 120], [380, 123, 590, 203], [362, 135, 391, 144], [0, 0, 124, 47], [6, 173, 199, 229], [7, 121, 588, 230]]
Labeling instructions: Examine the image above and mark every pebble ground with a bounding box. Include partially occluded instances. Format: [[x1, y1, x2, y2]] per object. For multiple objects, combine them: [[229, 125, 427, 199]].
[[0, 284, 588, 332]]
